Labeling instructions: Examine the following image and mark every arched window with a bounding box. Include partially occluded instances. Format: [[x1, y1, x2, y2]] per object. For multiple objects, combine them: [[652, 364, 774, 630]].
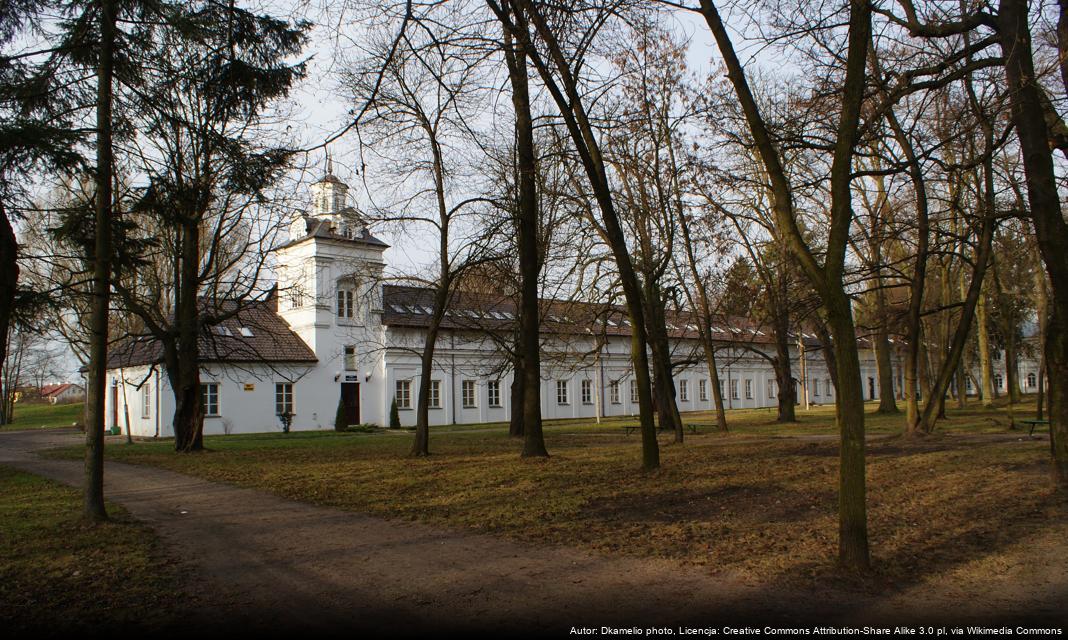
[[1027, 372, 1037, 388]]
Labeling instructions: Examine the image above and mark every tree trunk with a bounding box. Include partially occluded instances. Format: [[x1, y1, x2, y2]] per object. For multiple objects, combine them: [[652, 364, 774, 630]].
[[171, 220, 204, 452], [878, 103, 929, 431], [999, 0, 1068, 484], [0, 208, 17, 420], [646, 290, 682, 441], [824, 289, 870, 570], [1005, 327, 1021, 405], [1035, 252, 1050, 419], [773, 311, 796, 422], [812, 317, 839, 396], [84, 0, 116, 522], [976, 290, 995, 405], [503, 27, 547, 458], [697, 0, 871, 568], [675, 182, 727, 432], [703, 340, 729, 432], [875, 328, 898, 413], [504, 0, 658, 468], [918, 216, 995, 432]]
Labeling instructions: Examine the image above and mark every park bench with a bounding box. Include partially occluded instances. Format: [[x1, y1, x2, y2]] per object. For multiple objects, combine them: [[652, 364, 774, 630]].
[[1019, 419, 1049, 438], [623, 423, 699, 436]]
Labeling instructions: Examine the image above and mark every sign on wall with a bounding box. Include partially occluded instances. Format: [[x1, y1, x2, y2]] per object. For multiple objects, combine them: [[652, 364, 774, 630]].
[[243, 383, 255, 392]]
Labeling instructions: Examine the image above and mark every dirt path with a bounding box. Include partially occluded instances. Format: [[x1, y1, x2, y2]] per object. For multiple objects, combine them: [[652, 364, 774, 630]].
[[1, 429, 1064, 635]]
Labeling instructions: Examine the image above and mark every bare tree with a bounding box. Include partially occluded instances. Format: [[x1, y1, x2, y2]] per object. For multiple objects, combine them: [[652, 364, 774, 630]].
[[343, 9, 496, 456], [488, 0, 663, 469]]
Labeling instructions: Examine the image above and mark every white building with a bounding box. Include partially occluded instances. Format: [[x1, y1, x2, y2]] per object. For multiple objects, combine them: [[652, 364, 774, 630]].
[[104, 173, 895, 437]]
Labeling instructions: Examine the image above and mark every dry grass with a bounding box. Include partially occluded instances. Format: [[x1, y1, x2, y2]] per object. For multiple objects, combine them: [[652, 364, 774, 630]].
[[49, 398, 1066, 588], [0, 465, 187, 632]]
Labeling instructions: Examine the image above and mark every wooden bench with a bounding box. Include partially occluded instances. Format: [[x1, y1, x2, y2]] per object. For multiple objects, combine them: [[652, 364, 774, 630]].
[[1020, 419, 1049, 437], [623, 423, 699, 436]]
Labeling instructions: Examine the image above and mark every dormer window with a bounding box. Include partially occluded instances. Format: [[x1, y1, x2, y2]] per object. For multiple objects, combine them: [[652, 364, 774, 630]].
[[337, 289, 355, 319]]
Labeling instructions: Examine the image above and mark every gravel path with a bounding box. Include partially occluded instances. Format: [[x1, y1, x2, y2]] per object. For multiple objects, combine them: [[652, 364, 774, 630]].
[[1, 429, 1063, 636]]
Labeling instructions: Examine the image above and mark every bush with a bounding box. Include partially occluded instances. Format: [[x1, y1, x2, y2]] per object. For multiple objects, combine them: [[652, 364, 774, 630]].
[[334, 394, 347, 432], [389, 397, 401, 429], [345, 423, 380, 433]]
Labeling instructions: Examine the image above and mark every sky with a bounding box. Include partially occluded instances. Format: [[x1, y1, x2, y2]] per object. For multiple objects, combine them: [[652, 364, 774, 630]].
[[22, 0, 792, 383], [283, 1, 784, 275]]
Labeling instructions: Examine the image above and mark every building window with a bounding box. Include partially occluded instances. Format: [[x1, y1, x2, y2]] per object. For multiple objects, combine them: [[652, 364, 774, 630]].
[[429, 380, 442, 409], [610, 380, 621, 404], [336, 289, 355, 319], [488, 380, 501, 407], [768, 380, 776, 399], [462, 380, 476, 408], [825, 379, 833, 396], [288, 287, 304, 309], [630, 380, 639, 404], [201, 382, 219, 416], [993, 351, 1001, 361], [141, 383, 152, 419], [344, 345, 356, 371], [581, 379, 593, 405], [966, 377, 974, 392], [730, 379, 738, 400], [699, 379, 708, 402], [1027, 372, 1037, 388], [994, 374, 1004, 390], [395, 380, 411, 409], [679, 379, 688, 402], [556, 379, 569, 405], [275, 383, 293, 416], [813, 379, 821, 397], [745, 379, 753, 399]]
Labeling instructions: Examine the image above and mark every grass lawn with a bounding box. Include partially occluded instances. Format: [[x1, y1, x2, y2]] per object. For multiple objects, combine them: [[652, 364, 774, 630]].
[[3, 402, 84, 430], [0, 465, 186, 632], [46, 397, 1065, 587]]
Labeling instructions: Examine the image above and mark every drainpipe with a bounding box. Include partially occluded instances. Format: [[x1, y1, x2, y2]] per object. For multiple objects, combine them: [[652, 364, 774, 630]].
[[450, 331, 457, 425], [154, 367, 160, 438], [596, 340, 604, 424]]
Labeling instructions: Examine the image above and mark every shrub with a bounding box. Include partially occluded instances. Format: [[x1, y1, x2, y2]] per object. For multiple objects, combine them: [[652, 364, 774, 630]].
[[389, 397, 401, 429], [334, 394, 347, 432], [345, 423, 380, 433]]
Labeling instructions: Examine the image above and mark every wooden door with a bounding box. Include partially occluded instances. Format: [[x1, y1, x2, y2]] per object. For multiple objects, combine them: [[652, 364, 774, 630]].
[[341, 383, 360, 426]]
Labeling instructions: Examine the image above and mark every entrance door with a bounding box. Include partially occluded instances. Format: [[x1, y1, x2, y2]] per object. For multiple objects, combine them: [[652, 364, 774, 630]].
[[868, 377, 876, 401], [341, 383, 360, 426], [111, 384, 118, 429]]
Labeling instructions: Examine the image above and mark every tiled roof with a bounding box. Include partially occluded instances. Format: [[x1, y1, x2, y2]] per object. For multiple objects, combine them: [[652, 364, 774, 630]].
[[106, 298, 317, 369], [40, 383, 78, 397], [278, 215, 390, 250], [381, 285, 823, 347]]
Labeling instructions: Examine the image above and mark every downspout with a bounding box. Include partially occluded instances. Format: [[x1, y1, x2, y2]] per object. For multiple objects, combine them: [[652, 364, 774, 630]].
[[450, 331, 456, 425], [596, 339, 604, 424], [119, 367, 131, 442], [154, 367, 160, 438]]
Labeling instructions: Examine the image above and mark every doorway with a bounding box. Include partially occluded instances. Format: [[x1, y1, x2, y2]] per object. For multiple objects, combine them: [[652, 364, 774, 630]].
[[340, 383, 360, 427]]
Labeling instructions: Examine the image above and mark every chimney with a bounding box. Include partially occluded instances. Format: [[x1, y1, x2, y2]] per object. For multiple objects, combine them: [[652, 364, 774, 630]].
[[267, 284, 278, 312]]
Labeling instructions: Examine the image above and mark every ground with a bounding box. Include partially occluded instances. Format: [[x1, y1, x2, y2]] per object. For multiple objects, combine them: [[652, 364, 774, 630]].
[[0, 465, 188, 633], [3, 399, 1066, 634], [2, 401, 83, 430]]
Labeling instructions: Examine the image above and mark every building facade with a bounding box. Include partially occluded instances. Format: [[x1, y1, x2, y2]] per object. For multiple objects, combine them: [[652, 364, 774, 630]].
[[105, 174, 902, 438]]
